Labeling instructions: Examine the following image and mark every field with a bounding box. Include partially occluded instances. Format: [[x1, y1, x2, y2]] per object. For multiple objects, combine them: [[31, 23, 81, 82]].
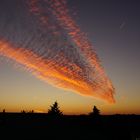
[[0, 113, 140, 140]]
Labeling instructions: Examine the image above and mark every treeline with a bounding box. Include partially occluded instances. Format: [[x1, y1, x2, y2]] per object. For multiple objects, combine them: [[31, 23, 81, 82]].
[[1, 101, 100, 117]]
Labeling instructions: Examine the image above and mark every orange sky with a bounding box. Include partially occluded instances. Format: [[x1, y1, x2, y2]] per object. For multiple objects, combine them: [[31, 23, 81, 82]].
[[0, 0, 140, 115]]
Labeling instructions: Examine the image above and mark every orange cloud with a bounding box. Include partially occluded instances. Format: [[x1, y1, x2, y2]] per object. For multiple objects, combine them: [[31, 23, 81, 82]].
[[0, 0, 115, 103]]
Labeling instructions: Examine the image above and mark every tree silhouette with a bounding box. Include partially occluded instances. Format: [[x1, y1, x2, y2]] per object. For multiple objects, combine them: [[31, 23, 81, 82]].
[[3, 109, 5, 113], [21, 110, 26, 113], [89, 106, 100, 116], [28, 110, 34, 113], [48, 101, 63, 117]]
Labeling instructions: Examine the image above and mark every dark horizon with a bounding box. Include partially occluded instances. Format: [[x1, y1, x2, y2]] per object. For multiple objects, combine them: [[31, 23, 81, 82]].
[[1, 110, 140, 140]]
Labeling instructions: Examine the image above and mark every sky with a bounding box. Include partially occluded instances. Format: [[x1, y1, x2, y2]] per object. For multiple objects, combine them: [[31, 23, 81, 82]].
[[0, 0, 140, 115]]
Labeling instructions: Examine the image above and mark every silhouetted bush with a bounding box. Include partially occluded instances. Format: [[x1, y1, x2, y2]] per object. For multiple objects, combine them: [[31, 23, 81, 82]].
[[21, 110, 34, 113]]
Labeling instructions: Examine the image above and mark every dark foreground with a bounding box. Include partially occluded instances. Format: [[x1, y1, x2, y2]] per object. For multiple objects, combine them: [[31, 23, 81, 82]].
[[0, 113, 140, 140]]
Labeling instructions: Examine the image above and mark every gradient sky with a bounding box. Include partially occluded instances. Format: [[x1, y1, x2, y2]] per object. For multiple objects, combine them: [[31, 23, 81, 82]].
[[0, 0, 140, 114]]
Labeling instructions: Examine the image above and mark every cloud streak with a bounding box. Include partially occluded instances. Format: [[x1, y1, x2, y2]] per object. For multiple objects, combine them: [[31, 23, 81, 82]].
[[0, 0, 115, 103]]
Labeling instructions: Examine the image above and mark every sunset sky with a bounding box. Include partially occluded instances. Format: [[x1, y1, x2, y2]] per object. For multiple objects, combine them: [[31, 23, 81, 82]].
[[0, 0, 140, 115]]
